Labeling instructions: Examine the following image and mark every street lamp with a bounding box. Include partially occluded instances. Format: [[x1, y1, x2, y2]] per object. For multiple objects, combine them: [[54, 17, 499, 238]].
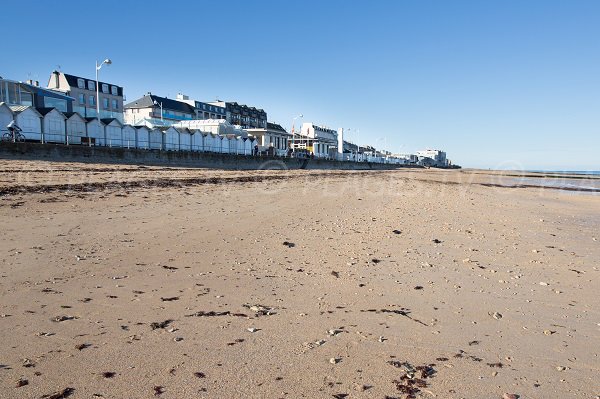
[[291, 114, 303, 154], [95, 58, 112, 118], [153, 100, 164, 122]]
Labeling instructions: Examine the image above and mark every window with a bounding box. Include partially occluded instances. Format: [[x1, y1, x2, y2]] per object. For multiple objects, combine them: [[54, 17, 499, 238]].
[[88, 81, 95, 91], [112, 99, 118, 110], [103, 98, 109, 109], [89, 95, 95, 106], [77, 78, 85, 88], [111, 86, 118, 95], [102, 84, 108, 93], [79, 93, 85, 104]]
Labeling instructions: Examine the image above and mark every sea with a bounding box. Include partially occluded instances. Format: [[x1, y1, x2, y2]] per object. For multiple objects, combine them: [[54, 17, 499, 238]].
[[516, 170, 600, 193]]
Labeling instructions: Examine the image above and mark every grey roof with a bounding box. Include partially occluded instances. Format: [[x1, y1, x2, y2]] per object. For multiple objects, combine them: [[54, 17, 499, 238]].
[[85, 117, 104, 124], [63, 112, 85, 120], [36, 107, 62, 116], [267, 122, 287, 133], [124, 94, 195, 114], [101, 118, 122, 126], [62, 73, 123, 96]]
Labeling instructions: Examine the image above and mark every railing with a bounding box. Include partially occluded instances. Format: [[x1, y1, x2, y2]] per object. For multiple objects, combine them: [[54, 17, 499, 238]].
[[0, 131, 396, 164]]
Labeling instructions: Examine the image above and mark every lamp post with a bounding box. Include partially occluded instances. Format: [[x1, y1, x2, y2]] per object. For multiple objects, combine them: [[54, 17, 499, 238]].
[[95, 58, 112, 118], [153, 100, 164, 122], [291, 114, 302, 155]]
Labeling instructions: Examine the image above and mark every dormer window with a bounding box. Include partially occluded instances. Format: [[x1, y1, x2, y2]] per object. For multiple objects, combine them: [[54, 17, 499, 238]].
[[102, 84, 108, 93], [88, 81, 95, 91], [111, 86, 118, 95], [77, 78, 85, 88]]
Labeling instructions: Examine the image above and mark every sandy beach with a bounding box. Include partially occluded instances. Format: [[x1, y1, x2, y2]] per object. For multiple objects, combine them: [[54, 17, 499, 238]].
[[0, 160, 598, 399]]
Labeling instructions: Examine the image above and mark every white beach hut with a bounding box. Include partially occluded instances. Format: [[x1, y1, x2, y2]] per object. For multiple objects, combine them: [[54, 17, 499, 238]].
[[178, 128, 192, 151], [190, 129, 203, 152], [102, 118, 123, 147], [38, 108, 67, 143], [85, 118, 106, 146], [0, 103, 14, 137], [203, 133, 217, 152], [9, 105, 42, 141], [135, 126, 150, 149], [148, 128, 163, 150], [64, 112, 86, 145], [121, 125, 136, 149], [161, 127, 179, 151], [220, 136, 230, 154]]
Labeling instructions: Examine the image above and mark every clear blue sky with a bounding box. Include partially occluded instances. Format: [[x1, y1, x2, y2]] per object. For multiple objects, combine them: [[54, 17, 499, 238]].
[[3, 0, 599, 170]]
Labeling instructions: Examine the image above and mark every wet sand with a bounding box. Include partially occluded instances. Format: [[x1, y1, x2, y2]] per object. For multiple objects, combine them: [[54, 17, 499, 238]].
[[0, 160, 599, 398]]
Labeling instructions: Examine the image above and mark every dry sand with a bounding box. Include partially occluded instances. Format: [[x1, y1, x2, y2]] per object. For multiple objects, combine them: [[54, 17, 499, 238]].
[[0, 160, 598, 399]]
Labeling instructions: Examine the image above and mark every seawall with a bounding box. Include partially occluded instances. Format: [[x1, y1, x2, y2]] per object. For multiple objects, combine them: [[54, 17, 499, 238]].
[[0, 142, 419, 171]]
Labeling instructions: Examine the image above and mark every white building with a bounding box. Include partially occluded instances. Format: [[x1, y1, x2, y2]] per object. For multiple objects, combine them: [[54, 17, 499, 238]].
[[296, 122, 338, 158], [173, 119, 247, 138], [416, 149, 447, 167], [247, 122, 291, 156]]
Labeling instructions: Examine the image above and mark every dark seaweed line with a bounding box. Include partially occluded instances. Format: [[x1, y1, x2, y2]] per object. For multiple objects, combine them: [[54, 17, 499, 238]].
[[0, 170, 393, 197], [479, 183, 600, 193]]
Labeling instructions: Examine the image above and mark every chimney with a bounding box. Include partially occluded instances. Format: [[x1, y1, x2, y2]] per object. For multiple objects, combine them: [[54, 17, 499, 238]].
[[35, 80, 39, 87], [52, 70, 60, 88]]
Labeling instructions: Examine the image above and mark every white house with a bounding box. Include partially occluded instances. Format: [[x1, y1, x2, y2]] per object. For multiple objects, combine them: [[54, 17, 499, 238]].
[[64, 112, 87, 145], [121, 125, 136, 148], [0, 103, 14, 137], [102, 118, 123, 147], [38, 108, 67, 143], [136, 126, 150, 149], [85, 118, 105, 146], [9, 105, 42, 141]]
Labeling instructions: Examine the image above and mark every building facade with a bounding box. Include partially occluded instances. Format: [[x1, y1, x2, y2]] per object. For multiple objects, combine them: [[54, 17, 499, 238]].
[[47, 70, 124, 122], [1, 77, 73, 113], [173, 93, 226, 120], [124, 93, 196, 126], [207, 101, 267, 129], [415, 149, 447, 167], [247, 122, 291, 155]]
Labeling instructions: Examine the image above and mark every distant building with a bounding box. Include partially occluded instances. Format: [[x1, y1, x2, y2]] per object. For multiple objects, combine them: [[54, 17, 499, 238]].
[[247, 122, 291, 155], [47, 70, 124, 121], [124, 93, 196, 126], [207, 100, 267, 129], [416, 149, 447, 167], [295, 122, 338, 158], [174, 93, 226, 120], [1, 76, 74, 113]]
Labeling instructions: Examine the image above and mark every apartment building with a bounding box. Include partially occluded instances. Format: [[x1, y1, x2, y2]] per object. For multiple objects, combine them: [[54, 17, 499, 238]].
[[47, 70, 124, 122], [207, 100, 267, 129], [1, 76, 73, 113], [124, 93, 196, 126], [174, 93, 226, 120]]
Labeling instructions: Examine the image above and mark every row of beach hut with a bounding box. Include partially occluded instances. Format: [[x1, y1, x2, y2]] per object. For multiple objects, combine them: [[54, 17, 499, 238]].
[[0, 103, 255, 154]]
